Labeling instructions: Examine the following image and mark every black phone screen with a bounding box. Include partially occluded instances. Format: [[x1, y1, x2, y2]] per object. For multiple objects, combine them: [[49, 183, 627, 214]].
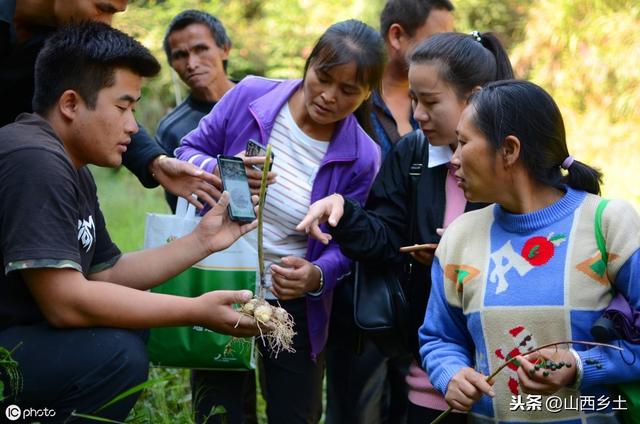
[[217, 156, 256, 222]]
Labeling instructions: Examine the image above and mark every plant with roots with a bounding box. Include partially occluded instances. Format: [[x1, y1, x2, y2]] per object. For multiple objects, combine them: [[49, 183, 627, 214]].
[[430, 340, 622, 424], [236, 144, 295, 357]]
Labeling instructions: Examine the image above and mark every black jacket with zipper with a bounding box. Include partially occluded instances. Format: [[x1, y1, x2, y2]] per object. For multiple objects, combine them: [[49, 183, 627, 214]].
[[331, 129, 487, 356]]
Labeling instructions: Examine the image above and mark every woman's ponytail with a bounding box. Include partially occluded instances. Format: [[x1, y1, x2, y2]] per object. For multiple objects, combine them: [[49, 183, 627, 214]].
[[469, 80, 603, 195], [563, 159, 603, 195], [478, 32, 514, 81]]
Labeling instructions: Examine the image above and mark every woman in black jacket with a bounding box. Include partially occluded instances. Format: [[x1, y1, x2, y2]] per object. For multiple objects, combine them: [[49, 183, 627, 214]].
[[297, 31, 513, 424]]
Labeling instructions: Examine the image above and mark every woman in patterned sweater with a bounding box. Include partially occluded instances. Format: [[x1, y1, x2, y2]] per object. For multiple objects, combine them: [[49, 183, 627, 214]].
[[420, 80, 640, 423]]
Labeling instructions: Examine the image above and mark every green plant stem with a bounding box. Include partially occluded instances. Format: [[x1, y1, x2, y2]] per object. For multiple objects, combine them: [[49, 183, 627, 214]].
[[429, 340, 621, 424], [0, 342, 23, 360], [256, 144, 273, 299]]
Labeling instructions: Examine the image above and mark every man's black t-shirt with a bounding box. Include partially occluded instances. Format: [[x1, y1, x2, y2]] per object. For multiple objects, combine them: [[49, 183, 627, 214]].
[[0, 113, 121, 328]]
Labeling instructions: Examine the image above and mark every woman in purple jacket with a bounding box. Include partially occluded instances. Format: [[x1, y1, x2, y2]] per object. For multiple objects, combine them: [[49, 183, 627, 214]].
[[177, 19, 385, 423]]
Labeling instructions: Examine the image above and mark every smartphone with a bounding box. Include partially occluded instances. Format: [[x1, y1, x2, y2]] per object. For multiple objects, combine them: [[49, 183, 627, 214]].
[[246, 139, 274, 171], [398, 243, 438, 253], [216, 155, 256, 222]]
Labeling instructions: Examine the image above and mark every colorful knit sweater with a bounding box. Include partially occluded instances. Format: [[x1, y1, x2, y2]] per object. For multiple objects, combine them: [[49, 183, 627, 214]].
[[420, 188, 640, 422]]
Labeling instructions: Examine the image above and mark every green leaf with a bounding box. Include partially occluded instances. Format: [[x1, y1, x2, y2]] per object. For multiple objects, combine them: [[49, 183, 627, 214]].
[[211, 405, 228, 415], [95, 378, 167, 413], [70, 412, 126, 423]]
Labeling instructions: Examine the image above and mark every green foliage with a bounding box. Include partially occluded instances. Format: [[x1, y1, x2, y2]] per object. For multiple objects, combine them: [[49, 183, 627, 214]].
[[0, 345, 22, 402], [454, 0, 533, 48], [512, 0, 640, 204], [127, 369, 193, 423], [90, 166, 169, 252]]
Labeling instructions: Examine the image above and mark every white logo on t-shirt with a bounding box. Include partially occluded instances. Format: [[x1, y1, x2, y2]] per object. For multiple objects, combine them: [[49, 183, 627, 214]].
[[78, 215, 95, 252]]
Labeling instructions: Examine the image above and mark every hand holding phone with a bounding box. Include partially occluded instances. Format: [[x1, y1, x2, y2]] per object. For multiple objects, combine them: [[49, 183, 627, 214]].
[[400, 243, 438, 267], [216, 155, 256, 222]]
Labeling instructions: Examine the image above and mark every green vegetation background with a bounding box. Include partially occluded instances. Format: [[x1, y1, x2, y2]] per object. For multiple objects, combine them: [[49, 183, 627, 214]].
[[91, 0, 639, 422]]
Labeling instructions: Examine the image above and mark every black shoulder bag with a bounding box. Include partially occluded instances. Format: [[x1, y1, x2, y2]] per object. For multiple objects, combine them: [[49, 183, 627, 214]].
[[353, 132, 426, 357]]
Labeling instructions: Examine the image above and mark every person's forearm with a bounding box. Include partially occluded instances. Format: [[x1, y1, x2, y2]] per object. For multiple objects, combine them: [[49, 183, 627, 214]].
[[93, 232, 208, 290], [24, 268, 204, 329], [70, 280, 202, 328], [332, 197, 403, 263]]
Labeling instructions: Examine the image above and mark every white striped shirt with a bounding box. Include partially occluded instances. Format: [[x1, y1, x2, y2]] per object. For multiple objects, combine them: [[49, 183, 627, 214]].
[[263, 103, 329, 299]]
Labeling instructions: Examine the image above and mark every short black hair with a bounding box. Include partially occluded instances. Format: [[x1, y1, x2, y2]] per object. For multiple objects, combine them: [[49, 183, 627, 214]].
[[380, 0, 454, 40], [163, 10, 231, 65], [33, 22, 160, 114]]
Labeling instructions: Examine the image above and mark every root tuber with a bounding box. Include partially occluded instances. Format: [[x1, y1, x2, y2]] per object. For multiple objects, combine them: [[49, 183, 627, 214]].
[[238, 298, 295, 357]]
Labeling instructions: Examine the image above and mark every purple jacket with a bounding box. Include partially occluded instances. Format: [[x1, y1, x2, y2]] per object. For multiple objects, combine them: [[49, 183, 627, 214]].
[[176, 76, 381, 358]]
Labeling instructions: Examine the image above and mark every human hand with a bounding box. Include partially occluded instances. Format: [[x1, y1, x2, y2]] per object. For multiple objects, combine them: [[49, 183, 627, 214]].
[[270, 256, 321, 300], [445, 367, 495, 411], [401, 243, 438, 266], [150, 155, 222, 209], [407, 227, 445, 265], [515, 349, 577, 396], [195, 191, 257, 254], [197, 289, 271, 336], [295, 193, 345, 245], [234, 153, 277, 195]]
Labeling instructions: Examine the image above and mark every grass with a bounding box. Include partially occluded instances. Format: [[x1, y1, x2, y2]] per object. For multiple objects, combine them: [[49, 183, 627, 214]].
[[90, 166, 170, 253]]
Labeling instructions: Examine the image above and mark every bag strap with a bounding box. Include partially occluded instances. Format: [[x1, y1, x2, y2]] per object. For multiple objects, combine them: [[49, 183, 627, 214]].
[[594, 198, 613, 294], [373, 107, 402, 144], [403, 131, 426, 282], [595, 199, 610, 265]]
